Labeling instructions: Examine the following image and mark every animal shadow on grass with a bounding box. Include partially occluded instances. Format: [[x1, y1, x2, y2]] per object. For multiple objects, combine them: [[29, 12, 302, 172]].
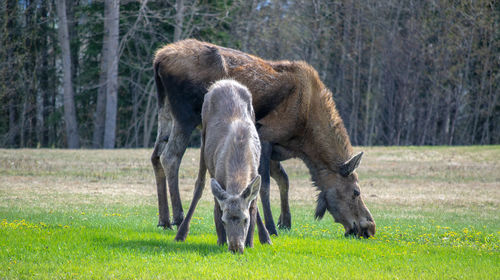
[[93, 233, 225, 256]]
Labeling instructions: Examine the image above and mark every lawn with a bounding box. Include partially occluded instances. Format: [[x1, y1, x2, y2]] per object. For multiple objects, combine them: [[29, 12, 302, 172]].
[[0, 146, 499, 279]]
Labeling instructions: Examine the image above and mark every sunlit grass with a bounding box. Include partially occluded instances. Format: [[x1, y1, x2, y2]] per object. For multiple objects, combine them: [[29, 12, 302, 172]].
[[1, 203, 498, 279], [0, 147, 499, 279]]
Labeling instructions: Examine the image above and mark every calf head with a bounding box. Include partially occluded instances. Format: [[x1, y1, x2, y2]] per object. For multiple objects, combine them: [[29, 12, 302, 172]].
[[211, 176, 261, 253], [315, 152, 376, 238]]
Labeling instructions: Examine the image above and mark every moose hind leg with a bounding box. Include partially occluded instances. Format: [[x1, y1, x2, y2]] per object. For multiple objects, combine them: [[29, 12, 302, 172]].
[[152, 141, 172, 229], [258, 142, 278, 236], [271, 160, 291, 229], [160, 121, 195, 227]]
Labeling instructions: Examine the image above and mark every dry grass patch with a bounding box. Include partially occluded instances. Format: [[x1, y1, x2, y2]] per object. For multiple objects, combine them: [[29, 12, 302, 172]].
[[1, 147, 499, 212]]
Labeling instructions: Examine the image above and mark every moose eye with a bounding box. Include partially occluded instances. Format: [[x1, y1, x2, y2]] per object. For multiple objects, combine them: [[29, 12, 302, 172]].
[[243, 218, 248, 224]]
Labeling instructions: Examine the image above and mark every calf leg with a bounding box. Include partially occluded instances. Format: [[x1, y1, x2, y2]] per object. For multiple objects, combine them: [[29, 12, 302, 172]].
[[175, 147, 207, 241], [256, 208, 272, 245], [160, 121, 195, 227], [151, 140, 172, 229], [271, 160, 291, 229], [258, 142, 278, 236], [214, 200, 226, 246], [245, 199, 257, 248]]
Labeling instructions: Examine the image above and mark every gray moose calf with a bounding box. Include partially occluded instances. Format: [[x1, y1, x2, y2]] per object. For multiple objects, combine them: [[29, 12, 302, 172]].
[[174, 79, 271, 253]]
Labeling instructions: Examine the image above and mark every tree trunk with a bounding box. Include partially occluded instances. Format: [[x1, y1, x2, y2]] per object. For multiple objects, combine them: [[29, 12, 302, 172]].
[[37, 1, 49, 147], [3, 0, 18, 147], [56, 0, 80, 148], [92, 18, 110, 148], [174, 0, 184, 42], [66, 0, 80, 85], [103, 0, 120, 149]]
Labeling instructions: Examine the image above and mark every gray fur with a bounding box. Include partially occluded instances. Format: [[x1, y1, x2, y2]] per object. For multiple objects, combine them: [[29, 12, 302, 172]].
[[174, 80, 270, 253]]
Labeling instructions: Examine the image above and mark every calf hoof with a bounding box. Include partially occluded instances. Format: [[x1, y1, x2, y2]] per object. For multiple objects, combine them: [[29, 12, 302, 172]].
[[258, 234, 272, 245], [277, 214, 291, 230], [174, 233, 187, 242], [172, 212, 185, 226], [262, 238, 272, 245]]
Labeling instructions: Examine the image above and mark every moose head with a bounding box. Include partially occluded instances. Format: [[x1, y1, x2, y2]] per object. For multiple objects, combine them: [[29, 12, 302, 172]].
[[314, 152, 376, 238]]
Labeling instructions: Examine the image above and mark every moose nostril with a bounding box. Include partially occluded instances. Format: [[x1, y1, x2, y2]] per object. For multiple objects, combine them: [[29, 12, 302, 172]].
[[353, 189, 360, 197]]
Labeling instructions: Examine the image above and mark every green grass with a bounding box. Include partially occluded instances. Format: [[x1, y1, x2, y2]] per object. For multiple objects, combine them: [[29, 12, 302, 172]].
[[0, 147, 499, 279]]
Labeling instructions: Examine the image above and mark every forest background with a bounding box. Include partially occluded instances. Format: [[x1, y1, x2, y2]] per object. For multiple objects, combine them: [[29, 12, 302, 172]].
[[1, 0, 498, 149]]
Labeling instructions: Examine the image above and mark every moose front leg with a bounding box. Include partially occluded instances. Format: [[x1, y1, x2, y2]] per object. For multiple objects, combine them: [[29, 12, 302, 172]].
[[258, 142, 278, 236]]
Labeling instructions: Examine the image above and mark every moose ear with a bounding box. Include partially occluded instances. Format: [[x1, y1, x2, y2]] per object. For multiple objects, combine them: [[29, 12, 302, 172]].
[[241, 175, 261, 204], [211, 178, 228, 204], [315, 191, 327, 220], [339, 151, 363, 177]]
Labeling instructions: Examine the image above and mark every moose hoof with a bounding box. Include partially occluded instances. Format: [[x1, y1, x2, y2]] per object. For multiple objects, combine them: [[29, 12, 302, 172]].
[[266, 224, 278, 236], [277, 222, 291, 230], [157, 220, 173, 230], [172, 213, 185, 226], [277, 214, 291, 230]]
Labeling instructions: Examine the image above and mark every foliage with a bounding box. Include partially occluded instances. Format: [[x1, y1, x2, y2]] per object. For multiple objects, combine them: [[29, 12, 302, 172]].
[[0, 0, 499, 148]]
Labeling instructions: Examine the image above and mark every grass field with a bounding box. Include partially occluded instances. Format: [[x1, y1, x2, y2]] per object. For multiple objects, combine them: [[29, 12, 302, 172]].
[[0, 146, 499, 279]]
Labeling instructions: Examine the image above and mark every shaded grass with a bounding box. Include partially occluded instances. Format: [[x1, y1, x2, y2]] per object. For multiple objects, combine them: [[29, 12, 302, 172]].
[[0, 147, 499, 279]]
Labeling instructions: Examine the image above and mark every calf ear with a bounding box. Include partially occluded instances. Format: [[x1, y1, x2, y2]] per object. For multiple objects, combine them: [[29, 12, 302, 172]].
[[315, 191, 327, 220], [241, 175, 261, 204], [339, 151, 363, 177], [211, 178, 228, 204]]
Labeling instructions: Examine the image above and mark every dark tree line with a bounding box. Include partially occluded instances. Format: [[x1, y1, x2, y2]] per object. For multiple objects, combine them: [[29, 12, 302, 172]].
[[0, 0, 498, 148]]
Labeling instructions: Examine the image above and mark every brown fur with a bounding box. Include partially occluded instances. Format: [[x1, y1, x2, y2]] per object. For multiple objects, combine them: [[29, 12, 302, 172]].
[[153, 39, 375, 238]]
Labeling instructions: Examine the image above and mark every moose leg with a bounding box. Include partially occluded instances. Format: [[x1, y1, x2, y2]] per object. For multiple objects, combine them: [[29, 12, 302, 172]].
[[175, 147, 207, 241], [258, 142, 278, 236], [214, 199, 226, 246], [256, 208, 272, 245], [160, 120, 195, 227], [245, 199, 258, 248], [271, 160, 291, 229], [151, 140, 172, 229]]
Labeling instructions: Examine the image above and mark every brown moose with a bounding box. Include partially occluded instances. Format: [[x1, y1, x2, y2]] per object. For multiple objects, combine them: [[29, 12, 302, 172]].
[[152, 39, 375, 238]]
